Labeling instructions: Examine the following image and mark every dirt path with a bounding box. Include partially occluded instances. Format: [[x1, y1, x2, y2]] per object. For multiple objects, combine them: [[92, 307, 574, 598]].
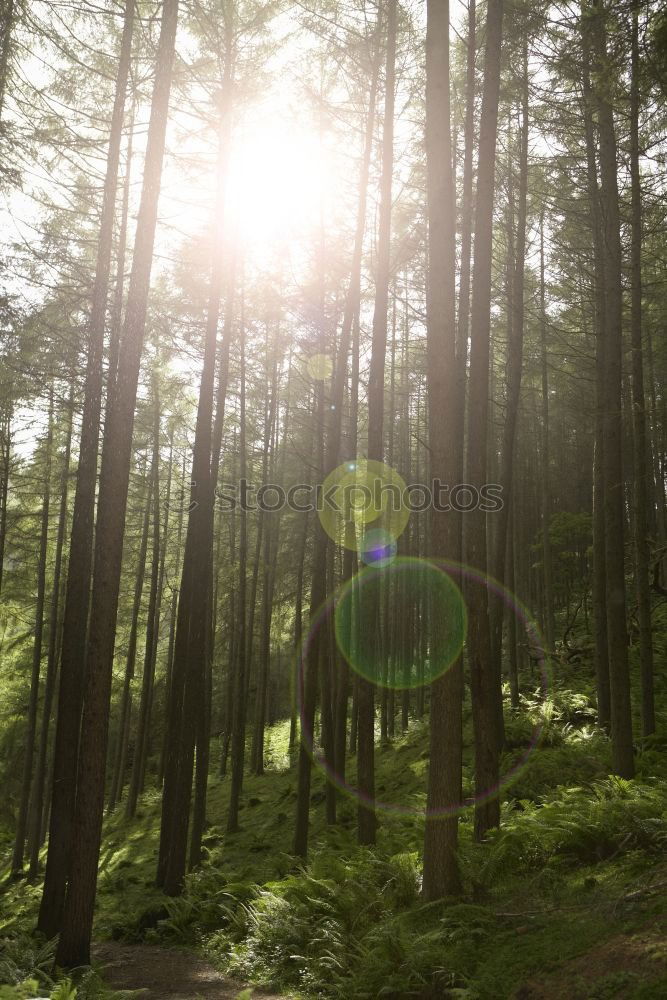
[[92, 942, 279, 1000]]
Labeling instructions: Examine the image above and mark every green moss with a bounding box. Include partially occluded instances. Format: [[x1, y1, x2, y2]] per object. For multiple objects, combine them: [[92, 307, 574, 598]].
[[2, 656, 667, 998]]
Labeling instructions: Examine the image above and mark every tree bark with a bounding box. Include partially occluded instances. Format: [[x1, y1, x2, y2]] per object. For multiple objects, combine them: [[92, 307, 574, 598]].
[[293, 15, 382, 859], [158, 447, 186, 787], [465, 0, 504, 840], [539, 212, 555, 655], [159, 78, 233, 888], [590, 0, 634, 778], [108, 460, 152, 813], [55, 0, 179, 966], [126, 389, 162, 818], [422, 0, 463, 900], [38, 0, 135, 940], [581, 12, 610, 729], [226, 297, 248, 835], [629, 2, 654, 737], [27, 390, 74, 879], [357, 0, 397, 848], [489, 38, 529, 742], [12, 390, 54, 876]]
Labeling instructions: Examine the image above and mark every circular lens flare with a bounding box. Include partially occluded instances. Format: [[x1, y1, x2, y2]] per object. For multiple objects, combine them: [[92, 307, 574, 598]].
[[334, 557, 466, 689], [318, 459, 410, 552], [296, 558, 550, 818]]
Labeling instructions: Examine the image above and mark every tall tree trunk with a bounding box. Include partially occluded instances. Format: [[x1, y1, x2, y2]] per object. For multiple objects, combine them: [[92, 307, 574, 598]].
[[37, 0, 135, 940], [188, 103, 235, 870], [139, 427, 172, 795], [332, 36, 380, 799], [358, 0, 397, 848], [507, 493, 520, 708], [590, 0, 634, 778], [293, 17, 382, 858], [457, 0, 476, 371], [581, 13, 610, 729], [422, 0, 463, 900], [27, 390, 74, 879], [380, 294, 398, 745], [219, 435, 238, 779], [489, 37, 529, 740], [227, 302, 248, 835], [252, 358, 286, 775], [106, 110, 134, 412], [11, 390, 54, 876], [539, 212, 555, 654], [465, 0, 504, 841], [108, 461, 152, 812], [158, 447, 185, 787], [629, 2, 654, 737], [55, 0, 179, 966], [246, 342, 276, 715], [159, 79, 233, 888], [290, 466, 310, 759], [126, 390, 162, 818]]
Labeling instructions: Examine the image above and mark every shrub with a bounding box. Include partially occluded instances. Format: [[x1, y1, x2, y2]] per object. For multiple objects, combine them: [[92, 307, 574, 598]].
[[224, 850, 422, 995], [463, 777, 667, 888]]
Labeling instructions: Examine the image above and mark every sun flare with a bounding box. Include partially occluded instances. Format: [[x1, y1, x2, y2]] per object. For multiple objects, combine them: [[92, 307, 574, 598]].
[[225, 118, 335, 248]]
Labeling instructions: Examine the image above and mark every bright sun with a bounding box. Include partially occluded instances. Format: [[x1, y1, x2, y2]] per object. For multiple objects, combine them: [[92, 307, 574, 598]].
[[225, 118, 335, 250]]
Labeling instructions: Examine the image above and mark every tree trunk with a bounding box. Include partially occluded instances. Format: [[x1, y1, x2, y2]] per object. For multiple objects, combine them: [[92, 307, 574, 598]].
[[106, 109, 134, 413], [422, 0, 463, 900], [357, 0, 397, 848], [332, 37, 380, 800], [252, 356, 286, 775], [55, 0, 178, 966], [27, 390, 74, 879], [12, 390, 54, 876], [108, 461, 152, 813], [581, 13, 610, 729], [629, 2, 654, 737], [293, 15, 382, 859], [539, 212, 555, 655], [160, 79, 233, 888], [38, 0, 135, 940], [126, 390, 162, 818], [489, 37, 529, 742], [590, 0, 634, 778], [456, 0, 476, 371], [158, 448, 186, 787], [465, 0, 504, 841], [227, 300, 248, 835]]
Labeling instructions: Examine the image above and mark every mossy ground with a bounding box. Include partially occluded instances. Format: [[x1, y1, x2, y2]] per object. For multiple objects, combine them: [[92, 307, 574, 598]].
[[1, 622, 666, 998]]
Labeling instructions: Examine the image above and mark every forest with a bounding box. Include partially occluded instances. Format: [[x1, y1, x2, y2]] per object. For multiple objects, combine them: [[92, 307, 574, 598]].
[[0, 0, 665, 996]]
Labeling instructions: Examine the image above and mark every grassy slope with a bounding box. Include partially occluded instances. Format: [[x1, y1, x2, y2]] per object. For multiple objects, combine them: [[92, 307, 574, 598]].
[[1, 615, 666, 998]]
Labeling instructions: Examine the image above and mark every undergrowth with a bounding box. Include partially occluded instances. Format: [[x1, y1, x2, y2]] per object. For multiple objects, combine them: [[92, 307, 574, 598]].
[[2, 649, 667, 998]]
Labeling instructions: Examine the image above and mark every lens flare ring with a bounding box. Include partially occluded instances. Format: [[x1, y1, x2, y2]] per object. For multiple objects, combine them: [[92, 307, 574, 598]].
[[334, 557, 466, 689], [318, 459, 410, 552], [295, 557, 550, 819]]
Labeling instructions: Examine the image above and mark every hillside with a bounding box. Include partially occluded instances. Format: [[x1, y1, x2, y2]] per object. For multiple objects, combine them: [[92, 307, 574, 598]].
[[2, 640, 667, 999]]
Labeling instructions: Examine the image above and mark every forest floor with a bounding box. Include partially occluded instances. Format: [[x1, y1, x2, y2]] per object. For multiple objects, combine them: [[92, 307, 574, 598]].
[[515, 912, 667, 999], [2, 625, 667, 999], [91, 942, 279, 999]]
